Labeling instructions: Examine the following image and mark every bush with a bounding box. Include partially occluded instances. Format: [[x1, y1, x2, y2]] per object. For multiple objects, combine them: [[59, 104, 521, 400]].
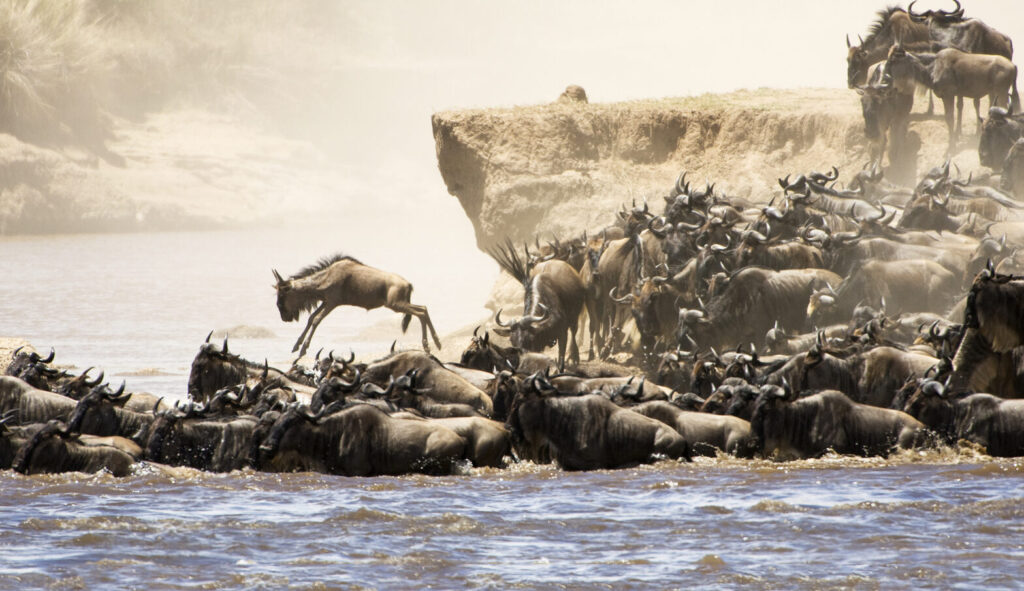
[[0, 0, 110, 144]]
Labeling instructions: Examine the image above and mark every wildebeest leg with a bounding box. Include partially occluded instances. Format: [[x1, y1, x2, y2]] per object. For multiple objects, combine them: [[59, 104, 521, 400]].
[[390, 302, 443, 351], [292, 303, 326, 353], [942, 96, 955, 153], [296, 304, 332, 357], [974, 97, 983, 130], [568, 321, 580, 367], [955, 96, 964, 142], [556, 331, 568, 373]]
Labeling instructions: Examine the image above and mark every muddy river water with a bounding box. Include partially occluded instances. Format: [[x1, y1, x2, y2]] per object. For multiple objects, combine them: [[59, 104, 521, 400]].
[[1, 230, 1022, 589]]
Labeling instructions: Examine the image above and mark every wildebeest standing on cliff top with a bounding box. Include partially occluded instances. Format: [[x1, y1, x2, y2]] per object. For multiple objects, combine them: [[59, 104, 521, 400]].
[[272, 254, 442, 357]]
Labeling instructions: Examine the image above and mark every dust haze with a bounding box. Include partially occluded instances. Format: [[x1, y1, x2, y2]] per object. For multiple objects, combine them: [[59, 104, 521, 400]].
[[4, 0, 1024, 355]]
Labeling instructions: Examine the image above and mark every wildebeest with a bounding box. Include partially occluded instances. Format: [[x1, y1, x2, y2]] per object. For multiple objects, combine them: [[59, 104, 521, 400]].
[[65, 383, 157, 444], [187, 335, 315, 404], [0, 375, 78, 425], [144, 406, 263, 472], [258, 404, 466, 476], [682, 267, 842, 350], [806, 259, 959, 327], [903, 379, 1024, 456], [948, 262, 1024, 394], [856, 78, 915, 168], [504, 390, 691, 470], [847, 6, 929, 88], [766, 340, 940, 408], [750, 387, 929, 460], [361, 350, 493, 416], [390, 413, 511, 468], [1000, 138, 1024, 198], [273, 253, 442, 357], [631, 400, 755, 457], [908, 0, 1014, 60], [12, 420, 140, 476], [4, 347, 68, 391], [490, 241, 586, 370], [979, 107, 1024, 170], [885, 45, 1020, 150]]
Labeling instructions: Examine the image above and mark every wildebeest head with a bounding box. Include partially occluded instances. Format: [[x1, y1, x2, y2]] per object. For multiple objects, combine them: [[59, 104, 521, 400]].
[[979, 107, 1024, 169], [856, 81, 897, 141], [846, 38, 870, 89], [806, 286, 839, 327], [187, 335, 248, 403], [460, 327, 518, 373], [66, 382, 128, 436], [902, 379, 955, 435], [272, 269, 303, 322], [675, 307, 709, 351], [56, 368, 105, 401], [654, 350, 693, 393], [5, 346, 62, 391], [310, 370, 362, 413], [493, 306, 553, 351], [612, 276, 672, 343], [749, 381, 796, 452]]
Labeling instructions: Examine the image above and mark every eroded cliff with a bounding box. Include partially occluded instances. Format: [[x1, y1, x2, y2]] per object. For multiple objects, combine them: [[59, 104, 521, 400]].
[[433, 87, 969, 250]]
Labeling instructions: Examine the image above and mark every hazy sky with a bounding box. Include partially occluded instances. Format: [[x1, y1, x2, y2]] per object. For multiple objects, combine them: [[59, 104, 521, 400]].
[[307, 0, 1023, 176]]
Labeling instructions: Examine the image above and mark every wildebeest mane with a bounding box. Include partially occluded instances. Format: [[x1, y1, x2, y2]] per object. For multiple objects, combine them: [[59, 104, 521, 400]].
[[865, 6, 906, 42], [289, 253, 364, 281], [968, 274, 1024, 352], [487, 238, 531, 287]]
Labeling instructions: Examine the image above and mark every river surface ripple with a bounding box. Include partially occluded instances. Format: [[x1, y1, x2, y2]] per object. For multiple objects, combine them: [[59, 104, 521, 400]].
[[1, 455, 1022, 590]]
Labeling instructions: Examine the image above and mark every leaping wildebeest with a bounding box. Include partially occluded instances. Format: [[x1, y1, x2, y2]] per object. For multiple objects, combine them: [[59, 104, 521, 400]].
[[272, 254, 442, 357]]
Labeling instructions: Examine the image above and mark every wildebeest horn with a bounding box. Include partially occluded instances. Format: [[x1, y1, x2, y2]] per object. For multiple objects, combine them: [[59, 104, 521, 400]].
[[610, 286, 634, 304], [675, 171, 688, 195], [390, 340, 397, 354], [494, 309, 512, 327], [0, 409, 18, 426], [205, 330, 213, 343], [39, 348, 55, 364], [525, 303, 549, 324], [85, 369, 104, 388], [363, 377, 396, 398], [272, 269, 284, 284], [473, 325, 480, 338], [105, 381, 127, 401], [648, 216, 668, 238], [222, 338, 229, 354], [337, 367, 362, 390], [940, 0, 962, 18], [846, 34, 851, 49]]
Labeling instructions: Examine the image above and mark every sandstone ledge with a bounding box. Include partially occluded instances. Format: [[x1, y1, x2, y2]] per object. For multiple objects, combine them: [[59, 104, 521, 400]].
[[433, 87, 970, 250]]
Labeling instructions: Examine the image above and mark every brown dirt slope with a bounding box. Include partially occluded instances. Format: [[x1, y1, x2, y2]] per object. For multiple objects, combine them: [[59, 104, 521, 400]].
[[433, 87, 984, 250]]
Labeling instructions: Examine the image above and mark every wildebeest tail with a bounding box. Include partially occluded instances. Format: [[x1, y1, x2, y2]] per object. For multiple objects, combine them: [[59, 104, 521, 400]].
[[487, 238, 531, 286], [402, 314, 412, 333], [1011, 78, 1021, 114]]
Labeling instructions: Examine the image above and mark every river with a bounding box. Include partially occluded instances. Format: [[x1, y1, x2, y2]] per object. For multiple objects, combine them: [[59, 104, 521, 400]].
[[1, 231, 1023, 589]]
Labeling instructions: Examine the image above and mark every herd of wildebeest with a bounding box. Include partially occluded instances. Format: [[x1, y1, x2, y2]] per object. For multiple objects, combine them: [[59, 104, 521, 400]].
[[3, 2, 1024, 478]]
